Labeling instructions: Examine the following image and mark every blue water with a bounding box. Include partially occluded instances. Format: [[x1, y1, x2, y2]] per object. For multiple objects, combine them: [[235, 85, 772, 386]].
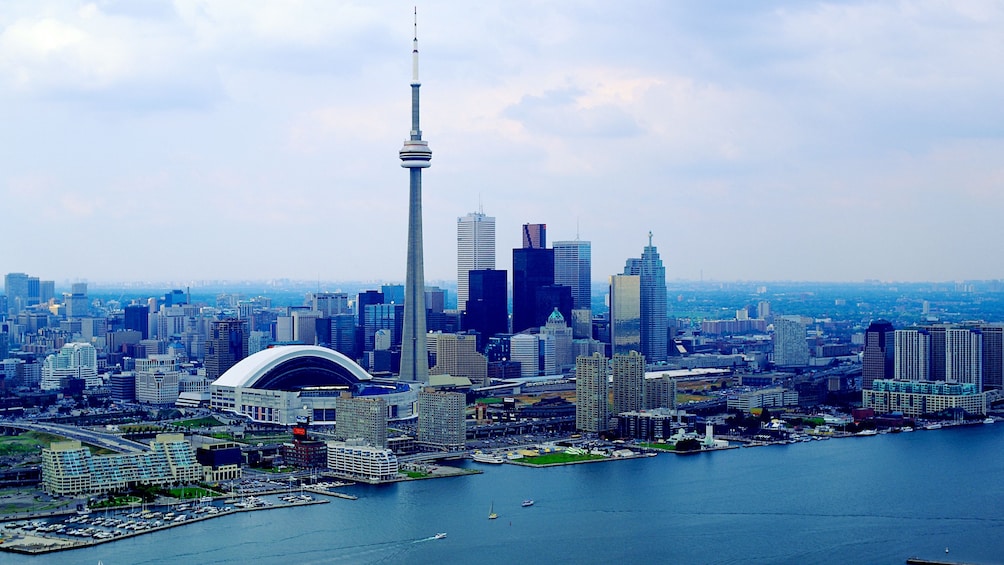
[[10, 425, 1004, 564]]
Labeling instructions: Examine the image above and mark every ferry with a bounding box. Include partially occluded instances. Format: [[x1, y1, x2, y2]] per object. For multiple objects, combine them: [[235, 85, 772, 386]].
[[472, 452, 505, 464]]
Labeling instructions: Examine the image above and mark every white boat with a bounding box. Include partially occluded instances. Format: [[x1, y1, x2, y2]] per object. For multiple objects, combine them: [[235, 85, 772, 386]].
[[924, 423, 943, 430], [488, 501, 498, 520], [984, 417, 995, 424], [521, 499, 534, 507], [855, 429, 878, 436], [434, 532, 447, 540], [472, 452, 505, 464]]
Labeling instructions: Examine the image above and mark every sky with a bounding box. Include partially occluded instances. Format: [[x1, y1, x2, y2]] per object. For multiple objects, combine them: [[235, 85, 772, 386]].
[[1, 1, 1003, 286]]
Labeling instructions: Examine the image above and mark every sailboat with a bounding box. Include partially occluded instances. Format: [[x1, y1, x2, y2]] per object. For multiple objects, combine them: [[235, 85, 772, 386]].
[[488, 501, 498, 520]]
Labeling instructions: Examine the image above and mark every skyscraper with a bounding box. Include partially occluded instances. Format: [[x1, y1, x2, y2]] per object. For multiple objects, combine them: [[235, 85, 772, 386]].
[[457, 210, 495, 312], [861, 320, 895, 391], [979, 324, 1003, 391], [399, 11, 432, 382], [417, 389, 466, 450], [553, 239, 591, 311], [462, 269, 507, 348], [575, 352, 609, 433], [512, 242, 554, 333], [205, 319, 249, 381], [894, 328, 930, 381], [522, 223, 546, 249], [946, 327, 982, 388], [623, 233, 667, 363], [609, 274, 640, 356]]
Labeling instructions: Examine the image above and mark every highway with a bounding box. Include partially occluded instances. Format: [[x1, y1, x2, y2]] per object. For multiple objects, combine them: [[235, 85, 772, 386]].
[[5, 420, 150, 453]]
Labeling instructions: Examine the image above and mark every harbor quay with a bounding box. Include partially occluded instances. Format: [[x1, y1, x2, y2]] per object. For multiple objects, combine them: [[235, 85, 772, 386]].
[[0, 493, 329, 556]]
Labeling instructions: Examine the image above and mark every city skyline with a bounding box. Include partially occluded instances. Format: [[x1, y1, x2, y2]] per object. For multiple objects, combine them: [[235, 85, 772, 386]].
[[2, 2, 1003, 283]]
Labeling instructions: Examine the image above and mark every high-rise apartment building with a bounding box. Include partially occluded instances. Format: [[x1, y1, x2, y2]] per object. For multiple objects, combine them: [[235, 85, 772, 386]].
[[862, 320, 895, 391], [894, 329, 930, 381], [335, 394, 388, 448], [457, 210, 495, 312], [623, 233, 667, 362], [575, 352, 609, 433], [609, 274, 640, 356], [41, 342, 98, 390], [612, 350, 645, 416], [417, 389, 466, 450], [773, 316, 809, 367], [946, 327, 982, 388], [205, 319, 249, 381], [980, 324, 1003, 391]]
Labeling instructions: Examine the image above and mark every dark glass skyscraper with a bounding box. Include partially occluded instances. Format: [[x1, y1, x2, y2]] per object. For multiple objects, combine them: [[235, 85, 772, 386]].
[[124, 304, 149, 340], [205, 318, 249, 381], [512, 246, 555, 333], [862, 320, 895, 391], [463, 269, 508, 350]]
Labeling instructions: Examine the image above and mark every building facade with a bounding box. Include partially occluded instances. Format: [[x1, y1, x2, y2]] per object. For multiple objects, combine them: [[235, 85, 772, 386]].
[[623, 234, 667, 363], [457, 211, 496, 311], [326, 440, 399, 483], [609, 274, 641, 357], [612, 350, 645, 416], [863, 379, 988, 417], [773, 316, 809, 367], [417, 389, 466, 450], [861, 320, 895, 391], [575, 352, 609, 433]]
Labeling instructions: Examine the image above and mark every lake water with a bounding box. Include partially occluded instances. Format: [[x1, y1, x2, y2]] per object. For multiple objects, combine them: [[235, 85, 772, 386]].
[[9, 424, 1004, 564]]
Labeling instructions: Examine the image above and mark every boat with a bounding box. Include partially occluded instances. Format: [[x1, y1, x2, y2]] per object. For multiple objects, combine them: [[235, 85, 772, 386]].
[[521, 499, 534, 507], [434, 532, 447, 540], [924, 423, 943, 430], [472, 452, 505, 464], [855, 429, 878, 436], [488, 501, 498, 520], [984, 417, 995, 424]]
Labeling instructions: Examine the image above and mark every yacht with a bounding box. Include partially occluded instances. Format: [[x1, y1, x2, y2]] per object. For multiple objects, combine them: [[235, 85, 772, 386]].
[[521, 499, 535, 507], [472, 452, 505, 464]]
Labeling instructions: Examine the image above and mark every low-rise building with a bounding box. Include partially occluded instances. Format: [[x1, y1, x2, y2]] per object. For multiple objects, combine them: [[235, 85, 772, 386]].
[[863, 379, 988, 417], [41, 433, 202, 495], [727, 387, 799, 412], [326, 440, 399, 483]]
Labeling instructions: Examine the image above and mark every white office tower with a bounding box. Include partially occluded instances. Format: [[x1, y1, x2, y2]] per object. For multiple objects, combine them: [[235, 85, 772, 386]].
[[946, 328, 982, 387], [41, 343, 98, 390], [510, 333, 539, 377], [894, 329, 930, 381], [457, 210, 496, 311], [135, 355, 181, 405]]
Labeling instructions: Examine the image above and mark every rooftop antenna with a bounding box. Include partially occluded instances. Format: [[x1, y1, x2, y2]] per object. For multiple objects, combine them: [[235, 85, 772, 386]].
[[648, 230, 653, 248]]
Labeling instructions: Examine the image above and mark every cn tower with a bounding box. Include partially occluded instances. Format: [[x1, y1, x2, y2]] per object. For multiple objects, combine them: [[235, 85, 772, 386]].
[[399, 9, 431, 382]]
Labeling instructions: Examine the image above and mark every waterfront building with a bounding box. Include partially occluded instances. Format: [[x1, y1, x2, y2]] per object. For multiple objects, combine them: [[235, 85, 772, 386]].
[[40, 342, 98, 390], [41, 434, 203, 496], [576, 352, 610, 433], [205, 318, 249, 381], [863, 379, 988, 417], [644, 373, 678, 410], [609, 274, 641, 356], [553, 239, 591, 312], [894, 329, 930, 381], [616, 407, 684, 441], [924, 324, 949, 381], [431, 333, 488, 386], [417, 389, 466, 451], [946, 327, 982, 388], [326, 440, 399, 483], [510, 333, 539, 377], [623, 233, 668, 362], [399, 14, 433, 383], [862, 320, 896, 391], [772, 316, 809, 367], [335, 394, 388, 448], [457, 210, 496, 311], [283, 437, 328, 469], [727, 387, 799, 412], [612, 350, 645, 416], [195, 441, 242, 482], [210, 345, 416, 425]]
